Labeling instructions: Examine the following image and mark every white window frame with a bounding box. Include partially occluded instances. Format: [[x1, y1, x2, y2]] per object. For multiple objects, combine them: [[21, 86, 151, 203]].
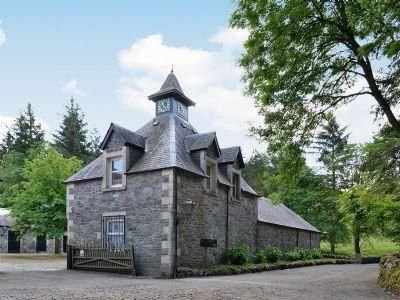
[[108, 157, 123, 188], [232, 172, 241, 199], [205, 161, 217, 192]]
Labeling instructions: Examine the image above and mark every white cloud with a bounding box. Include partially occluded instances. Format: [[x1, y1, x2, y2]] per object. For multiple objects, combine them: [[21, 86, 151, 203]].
[[0, 20, 6, 45], [117, 28, 265, 158], [62, 79, 86, 96], [0, 115, 14, 138], [0, 115, 49, 140]]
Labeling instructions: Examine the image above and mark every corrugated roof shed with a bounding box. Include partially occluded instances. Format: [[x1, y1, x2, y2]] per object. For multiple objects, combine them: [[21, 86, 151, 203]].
[[258, 197, 320, 232]]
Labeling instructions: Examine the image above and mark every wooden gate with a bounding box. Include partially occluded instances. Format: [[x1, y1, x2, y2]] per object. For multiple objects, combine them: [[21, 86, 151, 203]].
[[67, 245, 135, 275]]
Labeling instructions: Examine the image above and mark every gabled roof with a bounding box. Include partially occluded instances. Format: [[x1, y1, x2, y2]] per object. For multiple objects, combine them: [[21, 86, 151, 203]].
[[258, 197, 320, 233], [185, 132, 221, 156], [100, 123, 146, 150], [219, 146, 245, 168], [148, 72, 196, 107]]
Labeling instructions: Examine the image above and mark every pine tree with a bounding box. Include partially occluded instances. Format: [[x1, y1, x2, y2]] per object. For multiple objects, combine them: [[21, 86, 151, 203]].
[[53, 98, 99, 162], [314, 112, 351, 253], [10, 103, 45, 156], [314, 112, 350, 191]]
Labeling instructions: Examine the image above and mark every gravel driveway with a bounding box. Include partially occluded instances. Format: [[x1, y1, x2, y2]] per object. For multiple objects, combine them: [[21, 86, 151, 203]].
[[0, 259, 394, 300]]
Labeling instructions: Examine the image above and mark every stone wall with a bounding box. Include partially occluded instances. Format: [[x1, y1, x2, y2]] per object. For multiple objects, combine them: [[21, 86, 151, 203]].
[[0, 226, 7, 253], [378, 253, 400, 295], [67, 170, 164, 277], [176, 170, 258, 269], [257, 222, 320, 252]]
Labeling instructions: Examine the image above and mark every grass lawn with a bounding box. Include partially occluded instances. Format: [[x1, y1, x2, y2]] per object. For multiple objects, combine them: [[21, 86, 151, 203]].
[[321, 237, 399, 257]]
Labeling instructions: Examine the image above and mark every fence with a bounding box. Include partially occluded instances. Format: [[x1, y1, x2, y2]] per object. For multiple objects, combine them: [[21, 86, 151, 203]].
[[67, 244, 135, 275]]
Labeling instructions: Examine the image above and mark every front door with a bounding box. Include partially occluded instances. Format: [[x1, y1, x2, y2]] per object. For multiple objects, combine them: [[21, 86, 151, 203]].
[[8, 231, 20, 253], [36, 235, 47, 252]]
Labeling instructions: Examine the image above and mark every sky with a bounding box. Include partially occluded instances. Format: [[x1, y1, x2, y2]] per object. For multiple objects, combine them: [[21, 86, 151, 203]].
[[0, 1, 380, 163]]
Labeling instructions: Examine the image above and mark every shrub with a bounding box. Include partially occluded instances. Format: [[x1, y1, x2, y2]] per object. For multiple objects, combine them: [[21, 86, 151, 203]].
[[287, 248, 303, 261], [308, 248, 323, 259], [266, 246, 283, 263], [227, 245, 250, 265], [253, 250, 266, 264]]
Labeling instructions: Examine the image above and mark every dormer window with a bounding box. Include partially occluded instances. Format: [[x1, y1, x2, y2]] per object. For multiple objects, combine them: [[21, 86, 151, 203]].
[[232, 172, 241, 199], [109, 158, 123, 187], [205, 161, 217, 192]]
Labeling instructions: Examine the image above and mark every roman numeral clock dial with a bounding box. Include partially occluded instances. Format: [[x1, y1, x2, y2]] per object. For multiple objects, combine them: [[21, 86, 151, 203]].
[[157, 99, 170, 114]]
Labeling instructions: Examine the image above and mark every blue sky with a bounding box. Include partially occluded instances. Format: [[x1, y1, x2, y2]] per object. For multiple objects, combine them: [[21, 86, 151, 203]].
[[0, 1, 378, 161]]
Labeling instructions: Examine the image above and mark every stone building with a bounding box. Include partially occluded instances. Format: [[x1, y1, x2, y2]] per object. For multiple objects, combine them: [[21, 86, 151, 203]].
[[66, 72, 320, 278], [0, 208, 61, 253]]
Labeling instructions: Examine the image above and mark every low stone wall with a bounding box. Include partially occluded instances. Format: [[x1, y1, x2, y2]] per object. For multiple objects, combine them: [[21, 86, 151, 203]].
[[177, 259, 354, 278], [378, 253, 400, 295]]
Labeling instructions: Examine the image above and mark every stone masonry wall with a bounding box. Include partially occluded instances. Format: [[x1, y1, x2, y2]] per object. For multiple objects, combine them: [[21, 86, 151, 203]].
[[257, 222, 320, 252], [177, 170, 258, 269], [0, 227, 7, 253], [67, 170, 164, 277]]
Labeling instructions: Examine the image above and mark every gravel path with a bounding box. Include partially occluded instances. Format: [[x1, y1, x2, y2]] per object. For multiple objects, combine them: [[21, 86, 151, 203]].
[[0, 253, 66, 271], [0, 260, 394, 300]]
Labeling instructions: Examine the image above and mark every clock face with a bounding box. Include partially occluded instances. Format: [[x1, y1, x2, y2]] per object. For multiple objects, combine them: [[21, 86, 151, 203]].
[[157, 99, 171, 114], [177, 102, 187, 118]]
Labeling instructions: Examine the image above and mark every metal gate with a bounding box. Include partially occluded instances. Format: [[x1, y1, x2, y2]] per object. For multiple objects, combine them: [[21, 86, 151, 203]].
[[8, 231, 20, 253], [67, 244, 135, 275], [36, 235, 47, 252]]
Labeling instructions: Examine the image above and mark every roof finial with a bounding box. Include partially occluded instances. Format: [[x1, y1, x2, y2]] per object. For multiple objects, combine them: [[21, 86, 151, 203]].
[[171, 64, 174, 73]]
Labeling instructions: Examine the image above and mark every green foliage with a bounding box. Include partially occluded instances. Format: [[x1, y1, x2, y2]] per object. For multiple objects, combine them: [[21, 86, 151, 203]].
[[3, 103, 45, 156], [9, 147, 81, 238], [265, 246, 283, 263], [227, 245, 250, 265], [0, 152, 25, 207], [230, 0, 400, 149], [308, 248, 323, 259], [253, 250, 266, 264], [321, 238, 399, 257], [53, 98, 100, 163], [241, 151, 270, 195], [287, 248, 304, 261]]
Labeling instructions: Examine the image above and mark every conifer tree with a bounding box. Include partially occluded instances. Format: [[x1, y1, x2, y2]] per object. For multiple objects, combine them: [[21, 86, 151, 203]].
[[8, 103, 45, 156], [53, 98, 99, 163]]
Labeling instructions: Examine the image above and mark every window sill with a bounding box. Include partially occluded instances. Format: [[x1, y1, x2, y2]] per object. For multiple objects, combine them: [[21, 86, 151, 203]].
[[102, 186, 126, 192]]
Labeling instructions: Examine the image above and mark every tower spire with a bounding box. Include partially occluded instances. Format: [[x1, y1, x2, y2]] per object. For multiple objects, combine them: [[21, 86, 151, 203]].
[[171, 64, 174, 73]]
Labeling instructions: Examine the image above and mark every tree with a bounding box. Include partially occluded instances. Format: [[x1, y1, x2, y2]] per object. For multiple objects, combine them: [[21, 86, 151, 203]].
[[7, 103, 45, 155], [9, 147, 81, 238], [242, 151, 272, 195], [361, 126, 400, 243], [230, 0, 400, 149], [0, 152, 25, 207], [53, 98, 99, 163], [339, 186, 377, 255], [314, 112, 349, 191]]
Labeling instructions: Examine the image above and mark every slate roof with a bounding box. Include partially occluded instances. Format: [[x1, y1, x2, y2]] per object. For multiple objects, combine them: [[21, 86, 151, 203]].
[[148, 72, 196, 106], [66, 156, 103, 183], [185, 132, 220, 153], [241, 177, 258, 196], [128, 114, 204, 176], [258, 197, 320, 233], [219, 146, 245, 168], [100, 123, 146, 150], [160, 72, 184, 93]]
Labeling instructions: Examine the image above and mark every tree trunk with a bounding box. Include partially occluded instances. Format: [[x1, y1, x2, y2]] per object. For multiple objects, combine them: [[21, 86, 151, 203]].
[[330, 240, 335, 254], [354, 234, 361, 255]]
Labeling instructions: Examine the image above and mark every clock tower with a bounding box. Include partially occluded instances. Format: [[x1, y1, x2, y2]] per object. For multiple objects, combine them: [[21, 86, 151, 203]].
[[148, 71, 195, 121]]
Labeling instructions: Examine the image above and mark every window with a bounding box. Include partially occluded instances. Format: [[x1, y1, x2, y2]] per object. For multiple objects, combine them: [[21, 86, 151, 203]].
[[103, 215, 125, 249], [109, 158, 123, 187], [205, 162, 216, 192], [233, 173, 240, 199]]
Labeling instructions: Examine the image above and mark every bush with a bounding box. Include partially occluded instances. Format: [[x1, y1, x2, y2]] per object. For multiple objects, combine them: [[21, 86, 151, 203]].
[[227, 245, 250, 265], [253, 250, 266, 264], [308, 248, 323, 259], [266, 246, 283, 263], [287, 248, 304, 261]]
